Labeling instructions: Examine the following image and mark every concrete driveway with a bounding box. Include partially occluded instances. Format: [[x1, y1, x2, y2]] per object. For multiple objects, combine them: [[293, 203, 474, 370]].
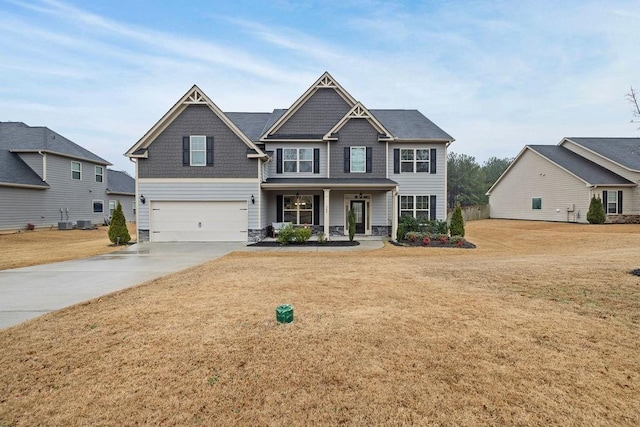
[[0, 242, 244, 330]]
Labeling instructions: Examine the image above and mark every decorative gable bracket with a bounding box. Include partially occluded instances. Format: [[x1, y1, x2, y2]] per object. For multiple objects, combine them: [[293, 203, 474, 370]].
[[323, 102, 394, 141]]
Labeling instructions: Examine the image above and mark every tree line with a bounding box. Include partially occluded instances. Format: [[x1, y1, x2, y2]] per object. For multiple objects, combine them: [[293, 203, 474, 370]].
[[447, 153, 512, 208]]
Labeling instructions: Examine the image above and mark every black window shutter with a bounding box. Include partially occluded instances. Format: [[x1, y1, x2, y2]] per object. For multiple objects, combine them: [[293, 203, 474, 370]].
[[430, 195, 437, 221], [314, 195, 320, 225], [366, 147, 372, 173], [276, 149, 283, 174], [344, 147, 350, 173], [276, 195, 283, 222], [314, 148, 320, 174], [206, 136, 214, 165], [394, 149, 400, 174], [602, 191, 608, 213], [430, 148, 437, 174], [182, 136, 190, 166], [618, 190, 623, 214]]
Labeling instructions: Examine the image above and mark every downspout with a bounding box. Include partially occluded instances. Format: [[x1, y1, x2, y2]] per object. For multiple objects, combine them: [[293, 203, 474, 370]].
[[38, 150, 47, 181], [130, 157, 139, 241]]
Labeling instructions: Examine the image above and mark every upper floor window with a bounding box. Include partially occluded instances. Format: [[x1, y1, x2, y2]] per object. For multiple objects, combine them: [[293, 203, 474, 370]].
[[284, 148, 313, 173], [72, 161, 81, 180], [95, 166, 104, 182], [190, 135, 206, 166], [400, 149, 429, 173], [350, 147, 366, 173]]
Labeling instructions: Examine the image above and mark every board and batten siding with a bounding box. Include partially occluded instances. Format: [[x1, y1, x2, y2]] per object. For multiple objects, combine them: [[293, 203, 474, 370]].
[[562, 140, 640, 214], [387, 144, 447, 220], [264, 143, 327, 178], [136, 180, 261, 232], [489, 149, 591, 222], [0, 154, 109, 230]]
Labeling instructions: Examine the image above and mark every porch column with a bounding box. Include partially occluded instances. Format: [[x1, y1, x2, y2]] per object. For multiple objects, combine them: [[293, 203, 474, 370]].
[[391, 186, 399, 241], [323, 188, 330, 238]]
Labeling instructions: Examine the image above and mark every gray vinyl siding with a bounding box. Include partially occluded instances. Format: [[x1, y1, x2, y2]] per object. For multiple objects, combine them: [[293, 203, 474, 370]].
[[388, 144, 447, 220], [489, 149, 591, 223], [265, 191, 325, 226], [330, 119, 386, 179], [136, 180, 260, 232], [276, 88, 351, 136], [17, 153, 44, 179], [106, 194, 136, 222], [562, 140, 640, 213], [0, 154, 109, 230], [264, 143, 327, 178], [138, 105, 258, 179]]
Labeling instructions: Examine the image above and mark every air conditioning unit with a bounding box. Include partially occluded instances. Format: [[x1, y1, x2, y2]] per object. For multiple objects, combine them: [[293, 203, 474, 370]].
[[76, 220, 93, 229], [58, 221, 73, 230]]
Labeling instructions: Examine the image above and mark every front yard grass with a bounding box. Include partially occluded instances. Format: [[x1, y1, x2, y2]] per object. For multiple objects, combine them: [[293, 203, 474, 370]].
[[1, 220, 639, 425]]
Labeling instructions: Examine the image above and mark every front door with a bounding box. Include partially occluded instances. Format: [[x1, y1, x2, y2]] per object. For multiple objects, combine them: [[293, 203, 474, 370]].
[[350, 200, 366, 234]]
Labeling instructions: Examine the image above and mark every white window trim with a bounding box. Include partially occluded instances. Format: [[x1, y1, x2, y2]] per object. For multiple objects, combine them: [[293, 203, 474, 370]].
[[400, 195, 430, 219], [400, 148, 429, 173], [109, 200, 117, 216], [132, 200, 137, 215], [72, 161, 82, 180], [350, 146, 366, 173], [93, 199, 104, 213], [283, 194, 314, 225], [190, 135, 206, 166], [283, 148, 313, 173], [95, 166, 103, 182], [606, 191, 618, 214]]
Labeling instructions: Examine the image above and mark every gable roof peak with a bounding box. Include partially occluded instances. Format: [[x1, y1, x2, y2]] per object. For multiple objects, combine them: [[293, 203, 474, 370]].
[[323, 101, 393, 140]]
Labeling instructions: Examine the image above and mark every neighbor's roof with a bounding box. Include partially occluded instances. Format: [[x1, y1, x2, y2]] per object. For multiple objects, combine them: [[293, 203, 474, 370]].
[[0, 149, 49, 188], [0, 122, 110, 165], [106, 169, 135, 195], [529, 145, 634, 186], [226, 109, 453, 142], [563, 137, 640, 171]]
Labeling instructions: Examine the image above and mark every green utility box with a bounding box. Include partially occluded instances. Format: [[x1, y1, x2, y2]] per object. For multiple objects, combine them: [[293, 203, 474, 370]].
[[276, 304, 294, 323]]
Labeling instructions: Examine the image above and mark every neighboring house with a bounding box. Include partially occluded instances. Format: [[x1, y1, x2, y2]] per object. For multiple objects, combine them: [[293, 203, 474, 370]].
[[126, 72, 454, 242], [487, 137, 640, 223], [106, 169, 136, 222], [0, 121, 135, 230]]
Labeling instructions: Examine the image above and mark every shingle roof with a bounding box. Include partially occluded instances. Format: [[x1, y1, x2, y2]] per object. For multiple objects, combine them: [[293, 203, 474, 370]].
[[0, 122, 110, 164], [263, 178, 398, 189], [0, 149, 49, 188], [226, 109, 453, 142], [564, 137, 640, 171], [370, 110, 454, 141], [106, 169, 135, 195], [529, 145, 634, 186]]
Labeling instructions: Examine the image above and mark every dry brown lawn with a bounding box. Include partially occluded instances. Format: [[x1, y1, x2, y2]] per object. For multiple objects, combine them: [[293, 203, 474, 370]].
[[1, 220, 639, 425], [0, 224, 136, 270]]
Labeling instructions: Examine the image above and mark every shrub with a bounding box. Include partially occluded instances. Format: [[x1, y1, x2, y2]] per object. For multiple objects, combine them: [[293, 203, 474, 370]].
[[450, 235, 465, 246], [293, 226, 312, 243], [435, 220, 449, 235], [276, 224, 295, 244], [587, 195, 606, 224], [422, 236, 431, 246], [450, 205, 465, 237], [317, 232, 327, 244], [108, 201, 131, 245], [348, 209, 356, 242], [399, 215, 420, 233], [405, 231, 423, 242], [396, 223, 406, 241]]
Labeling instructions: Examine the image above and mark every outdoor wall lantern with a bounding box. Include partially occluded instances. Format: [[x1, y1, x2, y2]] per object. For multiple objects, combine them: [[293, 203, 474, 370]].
[[139, 194, 146, 204], [251, 194, 255, 204]]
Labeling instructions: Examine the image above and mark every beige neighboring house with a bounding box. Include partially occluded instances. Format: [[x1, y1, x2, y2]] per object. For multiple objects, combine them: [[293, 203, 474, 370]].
[[487, 137, 640, 223]]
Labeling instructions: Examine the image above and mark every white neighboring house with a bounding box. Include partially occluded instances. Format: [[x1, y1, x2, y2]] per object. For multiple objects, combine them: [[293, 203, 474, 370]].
[[487, 137, 640, 223]]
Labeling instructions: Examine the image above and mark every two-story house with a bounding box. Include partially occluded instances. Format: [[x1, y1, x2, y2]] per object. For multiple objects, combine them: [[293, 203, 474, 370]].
[[126, 72, 454, 242], [0, 122, 136, 230]]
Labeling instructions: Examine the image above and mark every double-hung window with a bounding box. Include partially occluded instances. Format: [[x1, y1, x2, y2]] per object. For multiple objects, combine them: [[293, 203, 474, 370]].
[[606, 190, 618, 214], [283, 148, 313, 173], [109, 200, 117, 216], [190, 136, 206, 166], [72, 161, 82, 180], [95, 166, 103, 182], [400, 149, 429, 173], [350, 147, 366, 173], [400, 195, 430, 220], [283, 195, 313, 224]]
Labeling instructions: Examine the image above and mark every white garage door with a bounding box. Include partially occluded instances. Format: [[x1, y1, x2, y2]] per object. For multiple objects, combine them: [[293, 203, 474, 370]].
[[150, 201, 248, 242]]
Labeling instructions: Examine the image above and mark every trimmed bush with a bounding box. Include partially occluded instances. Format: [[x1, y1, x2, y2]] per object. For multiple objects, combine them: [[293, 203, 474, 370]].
[[348, 209, 356, 242], [276, 224, 295, 244], [293, 227, 312, 243], [108, 201, 131, 245], [587, 195, 606, 224], [450, 205, 465, 237]]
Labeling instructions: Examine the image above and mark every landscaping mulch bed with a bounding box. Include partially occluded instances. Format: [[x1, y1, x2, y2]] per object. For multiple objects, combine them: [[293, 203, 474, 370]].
[[392, 239, 476, 249], [249, 240, 360, 247]]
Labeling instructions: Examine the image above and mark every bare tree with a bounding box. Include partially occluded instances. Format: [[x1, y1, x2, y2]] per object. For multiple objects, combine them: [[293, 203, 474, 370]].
[[627, 86, 640, 127]]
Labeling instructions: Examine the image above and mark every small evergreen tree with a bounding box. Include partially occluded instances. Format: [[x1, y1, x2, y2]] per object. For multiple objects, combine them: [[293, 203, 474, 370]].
[[587, 195, 606, 224], [450, 204, 465, 237], [348, 209, 356, 242], [108, 201, 131, 245]]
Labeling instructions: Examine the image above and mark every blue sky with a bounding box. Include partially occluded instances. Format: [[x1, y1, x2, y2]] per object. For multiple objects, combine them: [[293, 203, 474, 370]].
[[1, 0, 639, 174]]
